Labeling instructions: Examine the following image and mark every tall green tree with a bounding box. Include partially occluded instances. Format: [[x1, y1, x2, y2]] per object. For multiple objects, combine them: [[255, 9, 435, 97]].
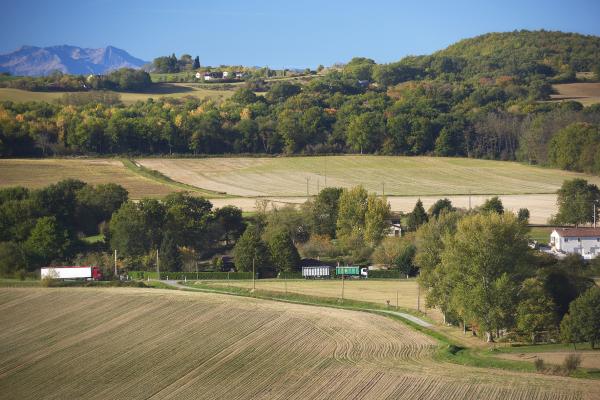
[[163, 192, 213, 250], [233, 226, 270, 274], [336, 186, 368, 240], [407, 199, 428, 231], [310, 187, 343, 238], [415, 212, 463, 323], [441, 212, 531, 341], [23, 216, 69, 269], [553, 179, 600, 226], [480, 196, 504, 214], [267, 229, 300, 273], [428, 198, 454, 218], [159, 233, 182, 272], [560, 287, 600, 348], [364, 194, 391, 245], [516, 278, 557, 343], [346, 112, 384, 154]]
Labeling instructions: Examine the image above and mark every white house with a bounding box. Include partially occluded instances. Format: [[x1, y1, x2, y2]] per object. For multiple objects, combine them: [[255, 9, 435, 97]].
[[195, 72, 202, 79], [550, 228, 600, 259], [386, 216, 402, 237]]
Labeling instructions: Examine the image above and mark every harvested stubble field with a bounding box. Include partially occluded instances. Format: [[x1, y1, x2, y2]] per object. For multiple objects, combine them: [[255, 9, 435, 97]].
[[1, 287, 597, 399], [551, 83, 600, 106], [196, 278, 442, 319], [0, 83, 234, 105], [0, 159, 179, 198], [138, 156, 600, 197]]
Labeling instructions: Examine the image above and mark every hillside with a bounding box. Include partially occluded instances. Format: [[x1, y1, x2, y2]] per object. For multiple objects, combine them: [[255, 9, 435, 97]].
[[2, 287, 597, 400], [0, 45, 147, 76], [432, 30, 600, 78]]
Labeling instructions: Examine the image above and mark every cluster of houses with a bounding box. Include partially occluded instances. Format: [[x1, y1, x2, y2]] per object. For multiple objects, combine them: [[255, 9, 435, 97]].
[[195, 71, 245, 81]]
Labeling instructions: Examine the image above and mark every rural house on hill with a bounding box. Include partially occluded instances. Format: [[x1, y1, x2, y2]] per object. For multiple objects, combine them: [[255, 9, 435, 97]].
[[550, 228, 600, 259]]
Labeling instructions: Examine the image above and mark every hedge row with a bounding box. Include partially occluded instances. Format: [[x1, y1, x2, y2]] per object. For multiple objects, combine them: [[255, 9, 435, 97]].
[[366, 270, 406, 279], [128, 271, 253, 280]]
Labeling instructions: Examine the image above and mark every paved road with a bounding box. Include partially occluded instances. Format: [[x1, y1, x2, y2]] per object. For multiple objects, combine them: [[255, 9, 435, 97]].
[[369, 309, 432, 328], [160, 279, 433, 328]]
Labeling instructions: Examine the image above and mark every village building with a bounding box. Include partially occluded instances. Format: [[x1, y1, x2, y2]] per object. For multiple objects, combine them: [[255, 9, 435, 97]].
[[550, 227, 600, 259], [386, 213, 403, 237]]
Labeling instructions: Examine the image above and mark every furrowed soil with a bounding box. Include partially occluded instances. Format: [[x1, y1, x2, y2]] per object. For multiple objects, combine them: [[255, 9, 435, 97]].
[[0, 287, 597, 399]]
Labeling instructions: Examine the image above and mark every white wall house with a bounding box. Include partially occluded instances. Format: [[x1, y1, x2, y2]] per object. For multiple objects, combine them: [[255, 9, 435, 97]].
[[550, 228, 600, 259], [386, 217, 402, 237]]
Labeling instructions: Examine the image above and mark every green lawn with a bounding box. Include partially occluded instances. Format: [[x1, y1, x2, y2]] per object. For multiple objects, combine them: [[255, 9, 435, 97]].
[[528, 227, 552, 244]]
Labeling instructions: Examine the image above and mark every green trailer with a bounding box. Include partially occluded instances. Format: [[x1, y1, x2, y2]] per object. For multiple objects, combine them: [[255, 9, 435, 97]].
[[335, 266, 368, 278]]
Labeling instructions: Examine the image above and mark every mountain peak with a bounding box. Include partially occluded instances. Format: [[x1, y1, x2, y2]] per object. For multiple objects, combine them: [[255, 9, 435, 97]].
[[0, 45, 148, 76]]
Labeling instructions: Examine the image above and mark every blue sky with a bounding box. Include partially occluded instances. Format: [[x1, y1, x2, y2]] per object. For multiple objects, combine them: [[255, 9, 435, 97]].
[[1, 0, 600, 68]]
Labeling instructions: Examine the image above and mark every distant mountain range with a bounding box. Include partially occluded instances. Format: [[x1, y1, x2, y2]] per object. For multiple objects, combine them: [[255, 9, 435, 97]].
[[0, 45, 148, 76]]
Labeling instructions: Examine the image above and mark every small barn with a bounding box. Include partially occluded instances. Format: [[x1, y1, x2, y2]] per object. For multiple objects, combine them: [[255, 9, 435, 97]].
[[550, 228, 600, 259]]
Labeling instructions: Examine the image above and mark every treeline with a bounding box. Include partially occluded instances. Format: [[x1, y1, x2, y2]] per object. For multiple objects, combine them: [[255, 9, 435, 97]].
[[152, 53, 200, 73], [1, 81, 599, 174], [416, 209, 600, 346], [0, 68, 152, 92], [0, 180, 128, 277], [0, 180, 245, 278]]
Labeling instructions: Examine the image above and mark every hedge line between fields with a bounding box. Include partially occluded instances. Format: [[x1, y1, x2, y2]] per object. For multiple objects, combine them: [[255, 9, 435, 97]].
[[128, 271, 254, 280]]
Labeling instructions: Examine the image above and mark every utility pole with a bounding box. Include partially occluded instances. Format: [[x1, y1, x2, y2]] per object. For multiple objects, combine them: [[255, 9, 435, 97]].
[[468, 190, 472, 211], [306, 177, 310, 198], [341, 269, 345, 304], [417, 284, 420, 312], [114, 249, 118, 278], [324, 157, 327, 187], [594, 202, 597, 228], [382, 182, 385, 197], [252, 255, 256, 292], [156, 249, 160, 280]]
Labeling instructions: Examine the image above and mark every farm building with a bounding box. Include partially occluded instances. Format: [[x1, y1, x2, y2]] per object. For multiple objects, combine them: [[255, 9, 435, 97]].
[[204, 72, 224, 81], [550, 228, 600, 259], [386, 214, 403, 237]]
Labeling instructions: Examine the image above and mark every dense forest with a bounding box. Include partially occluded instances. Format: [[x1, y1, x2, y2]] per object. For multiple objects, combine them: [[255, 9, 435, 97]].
[[1, 30, 600, 174]]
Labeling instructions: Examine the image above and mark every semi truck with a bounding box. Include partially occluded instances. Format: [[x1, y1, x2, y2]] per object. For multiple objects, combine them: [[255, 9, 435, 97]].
[[302, 266, 331, 279], [41, 266, 102, 281], [335, 266, 368, 278]]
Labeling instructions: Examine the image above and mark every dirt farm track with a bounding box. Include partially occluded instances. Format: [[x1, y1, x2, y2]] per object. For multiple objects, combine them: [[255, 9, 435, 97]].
[[0, 288, 598, 400]]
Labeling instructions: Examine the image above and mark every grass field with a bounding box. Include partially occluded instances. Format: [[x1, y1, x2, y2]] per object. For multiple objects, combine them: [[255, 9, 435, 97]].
[[4, 156, 600, 223], [138, 156, 600, 223], [138, 156, 600, 197], [551, 83, 600, 106], [0, 83, 234, 105], [1, 287, 597, 399], [194, 278, 442, 318], [0, 159, 180, 199]]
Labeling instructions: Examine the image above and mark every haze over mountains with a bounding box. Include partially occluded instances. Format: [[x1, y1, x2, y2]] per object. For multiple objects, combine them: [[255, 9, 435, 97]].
[[0, 45, 147, 76]]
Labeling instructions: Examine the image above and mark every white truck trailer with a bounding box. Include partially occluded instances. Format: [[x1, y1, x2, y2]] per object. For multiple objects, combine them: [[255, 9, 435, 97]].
[[302, 266, 331, 279], [41, 266, 102, 280]]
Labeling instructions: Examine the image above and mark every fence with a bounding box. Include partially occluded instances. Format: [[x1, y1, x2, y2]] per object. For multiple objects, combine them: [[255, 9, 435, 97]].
[[127, 271, 253, 280]]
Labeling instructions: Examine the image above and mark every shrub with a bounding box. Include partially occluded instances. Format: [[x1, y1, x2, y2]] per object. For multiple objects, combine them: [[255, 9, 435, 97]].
[[534, 358, 546, 372], [562, 354, 581, 373]]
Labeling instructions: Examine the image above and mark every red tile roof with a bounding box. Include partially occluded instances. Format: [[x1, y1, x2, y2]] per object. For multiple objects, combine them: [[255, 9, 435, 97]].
[[553, 228, 600, 238]]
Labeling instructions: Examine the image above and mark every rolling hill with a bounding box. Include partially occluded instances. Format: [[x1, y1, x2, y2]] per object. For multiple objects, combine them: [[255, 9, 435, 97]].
[[0, 45, 147, 76], [432, 30, 600, 77]]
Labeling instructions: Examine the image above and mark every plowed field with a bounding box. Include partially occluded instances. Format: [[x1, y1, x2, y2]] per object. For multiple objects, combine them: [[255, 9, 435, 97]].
[[0, 288, 597, 399]]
